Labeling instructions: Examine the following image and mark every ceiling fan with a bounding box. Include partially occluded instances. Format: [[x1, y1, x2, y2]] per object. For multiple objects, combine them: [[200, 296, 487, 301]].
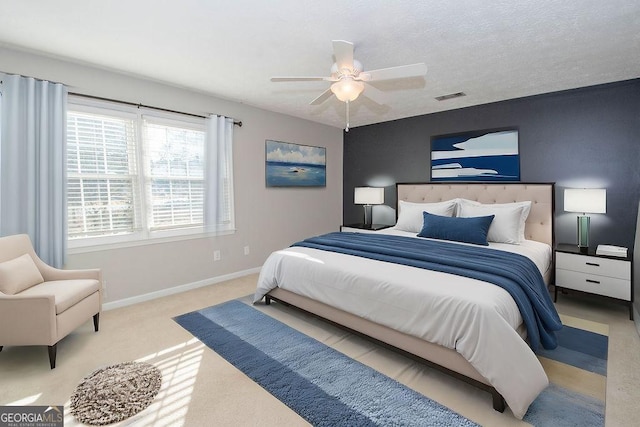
[[271, 40, 427, 131]]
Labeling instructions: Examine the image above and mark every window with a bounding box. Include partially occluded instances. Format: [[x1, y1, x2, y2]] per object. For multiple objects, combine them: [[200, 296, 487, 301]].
[[67, 108, 139, 239], [67, 97, 234, 248], [143, 117, 204, 231]]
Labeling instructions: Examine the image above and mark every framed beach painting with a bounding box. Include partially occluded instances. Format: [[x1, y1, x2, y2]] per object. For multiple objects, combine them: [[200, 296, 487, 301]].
[[430, 127, 520, 181], [265, 140, 326, 187]]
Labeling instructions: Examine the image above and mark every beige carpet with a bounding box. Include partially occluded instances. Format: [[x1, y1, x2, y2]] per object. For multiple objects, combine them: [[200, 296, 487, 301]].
[[1, 274, 639, 426]]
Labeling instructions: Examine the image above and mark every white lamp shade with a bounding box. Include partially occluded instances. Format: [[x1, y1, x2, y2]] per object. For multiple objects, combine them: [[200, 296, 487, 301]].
[[564, 188, 606, 214], [354, 187, 384, 205], [331, 77, 364, 102]]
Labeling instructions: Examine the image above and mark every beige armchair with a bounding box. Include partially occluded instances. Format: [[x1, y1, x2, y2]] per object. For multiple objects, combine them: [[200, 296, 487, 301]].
[[0, 234, 102, 369]]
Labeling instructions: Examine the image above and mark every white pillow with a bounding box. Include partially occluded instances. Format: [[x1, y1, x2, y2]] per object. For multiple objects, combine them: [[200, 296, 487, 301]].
[[395, 199, 457, 233], [0, 253, 45, 295], [457, 199, 532, 244]]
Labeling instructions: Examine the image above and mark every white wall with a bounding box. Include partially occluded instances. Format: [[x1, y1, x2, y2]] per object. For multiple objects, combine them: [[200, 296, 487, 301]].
[[0, 46, 344, 304]]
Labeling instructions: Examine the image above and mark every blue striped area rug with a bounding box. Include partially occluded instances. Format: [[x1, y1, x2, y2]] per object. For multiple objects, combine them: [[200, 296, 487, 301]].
[[537, 325, 608, 375], [529, 322, 607, 426], [175, 300, 478, 426], [175, 300, 606, 426]]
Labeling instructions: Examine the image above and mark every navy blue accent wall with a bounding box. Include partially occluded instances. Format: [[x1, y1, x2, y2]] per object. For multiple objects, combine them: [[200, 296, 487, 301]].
[[344, 79, 640, 250]]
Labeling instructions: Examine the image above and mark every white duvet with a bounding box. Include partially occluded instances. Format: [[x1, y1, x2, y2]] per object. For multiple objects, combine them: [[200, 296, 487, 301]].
[[254, 228, 553, 419]]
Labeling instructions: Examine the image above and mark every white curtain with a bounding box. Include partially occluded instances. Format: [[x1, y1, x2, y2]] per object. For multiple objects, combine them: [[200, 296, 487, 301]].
[[204, 115, 235, 231], [0, 73, 67, 267]]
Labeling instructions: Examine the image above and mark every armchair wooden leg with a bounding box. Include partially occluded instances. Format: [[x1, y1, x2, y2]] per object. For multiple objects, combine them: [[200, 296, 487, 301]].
[[93, 313, 100, 332], [48, 345, 57, 369], [0, 346, 3, 352]]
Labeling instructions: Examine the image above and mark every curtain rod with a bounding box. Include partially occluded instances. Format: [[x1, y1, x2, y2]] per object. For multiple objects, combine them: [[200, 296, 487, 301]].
[[69, 92, 242, 127], [1, 72, 243, 127]]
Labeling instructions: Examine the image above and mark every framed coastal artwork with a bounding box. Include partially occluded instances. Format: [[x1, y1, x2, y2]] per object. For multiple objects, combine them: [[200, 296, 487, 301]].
[[430, 127, 520, 181], [265, 140, 326, 187]]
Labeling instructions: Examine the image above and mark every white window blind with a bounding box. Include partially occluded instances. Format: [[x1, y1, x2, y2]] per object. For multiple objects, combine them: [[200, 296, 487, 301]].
[[66, 97, 234, 248], [143, 117, 205, 231], [67, 110, 140, 239]]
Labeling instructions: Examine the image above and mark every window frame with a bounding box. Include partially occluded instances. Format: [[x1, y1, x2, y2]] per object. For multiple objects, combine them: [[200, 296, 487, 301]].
[[67, 96, 235, 253]]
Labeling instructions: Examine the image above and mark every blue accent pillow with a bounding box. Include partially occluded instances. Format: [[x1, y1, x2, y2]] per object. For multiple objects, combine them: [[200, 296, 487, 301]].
[[417, 211, 495, 246]]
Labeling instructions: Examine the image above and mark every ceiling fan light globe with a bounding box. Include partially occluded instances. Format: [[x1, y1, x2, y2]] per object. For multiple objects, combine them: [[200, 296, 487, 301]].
[[330, 78, 364, 102]]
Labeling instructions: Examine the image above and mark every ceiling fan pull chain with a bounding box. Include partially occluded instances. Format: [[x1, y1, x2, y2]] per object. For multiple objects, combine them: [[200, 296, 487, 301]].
[[345, 100, 350, 132]]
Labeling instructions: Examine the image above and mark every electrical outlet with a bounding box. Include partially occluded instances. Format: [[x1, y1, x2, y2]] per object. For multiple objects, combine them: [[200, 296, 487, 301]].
[[214, 250, 221, 261], [244, 246, 250, 255]]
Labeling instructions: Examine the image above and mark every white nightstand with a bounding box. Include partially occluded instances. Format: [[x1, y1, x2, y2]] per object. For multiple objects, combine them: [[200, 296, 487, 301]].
[[340, 223, 392, 232], [555, 243, 633, 320]]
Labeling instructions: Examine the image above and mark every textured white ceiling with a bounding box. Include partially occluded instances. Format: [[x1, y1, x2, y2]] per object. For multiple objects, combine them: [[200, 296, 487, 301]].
[[1, 0, 639, 129]]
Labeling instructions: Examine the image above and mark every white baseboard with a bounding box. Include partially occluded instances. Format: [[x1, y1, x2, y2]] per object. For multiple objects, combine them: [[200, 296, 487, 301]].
[[102, 267, 262, 311]]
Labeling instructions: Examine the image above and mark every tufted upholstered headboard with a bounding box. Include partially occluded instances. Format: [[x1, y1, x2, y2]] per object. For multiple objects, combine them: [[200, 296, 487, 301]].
[[396, 182, 555, 247]]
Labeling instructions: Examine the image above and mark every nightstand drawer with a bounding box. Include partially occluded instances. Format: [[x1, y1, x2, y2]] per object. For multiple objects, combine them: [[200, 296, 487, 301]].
[[556, 269, 631, 300], [556, 252, 630, 280]]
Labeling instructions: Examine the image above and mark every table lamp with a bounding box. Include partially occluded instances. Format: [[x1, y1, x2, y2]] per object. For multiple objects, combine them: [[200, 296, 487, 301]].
[[354, 187, 384, 227], [564, 188, 606, 252]]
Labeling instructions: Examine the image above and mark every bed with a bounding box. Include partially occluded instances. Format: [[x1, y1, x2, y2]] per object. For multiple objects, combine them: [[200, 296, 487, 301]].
[[254, 182, 559, 419]]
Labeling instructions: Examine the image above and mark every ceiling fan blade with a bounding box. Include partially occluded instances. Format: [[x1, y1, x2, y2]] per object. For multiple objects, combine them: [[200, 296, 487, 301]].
[[360, 63, 427, 81], [271, 77, 334, 82], [332, 40, 354, 72], [309, 88, 334, 105], [362, 82, 387, 105]]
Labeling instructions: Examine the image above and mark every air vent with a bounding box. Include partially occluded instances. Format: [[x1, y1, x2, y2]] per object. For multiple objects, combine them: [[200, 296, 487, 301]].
[[435, 92, 466, 101]]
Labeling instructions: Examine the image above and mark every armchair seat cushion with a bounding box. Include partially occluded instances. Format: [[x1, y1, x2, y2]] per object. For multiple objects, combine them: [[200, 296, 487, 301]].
[[19, 279, 101, 314]]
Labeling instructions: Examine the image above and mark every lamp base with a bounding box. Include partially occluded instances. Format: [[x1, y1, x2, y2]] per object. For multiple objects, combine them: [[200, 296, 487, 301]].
[[577, 215, 590, 251], [363, 205, 373, 227]]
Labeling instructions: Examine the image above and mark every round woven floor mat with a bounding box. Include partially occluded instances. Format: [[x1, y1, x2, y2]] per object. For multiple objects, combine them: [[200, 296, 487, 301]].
[[70, 361, 162, 425]]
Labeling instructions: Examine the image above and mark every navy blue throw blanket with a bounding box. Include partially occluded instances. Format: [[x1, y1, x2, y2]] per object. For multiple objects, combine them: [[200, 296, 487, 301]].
[[292, 232, 562, 351]]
